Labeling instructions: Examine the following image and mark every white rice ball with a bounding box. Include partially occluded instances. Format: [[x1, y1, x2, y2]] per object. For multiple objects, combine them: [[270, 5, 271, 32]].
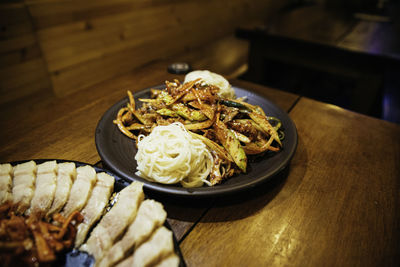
[[184, 70, 235, 99]]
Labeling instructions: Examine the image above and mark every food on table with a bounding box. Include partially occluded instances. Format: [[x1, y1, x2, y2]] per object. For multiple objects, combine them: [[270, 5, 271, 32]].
[[11, 160, 37, 214], [80, 181, 144, 262], [26, 160, 58, 218], [114, 73, 284, 186], [184, 70, 236, 99], [74, 172, 114, 247], [0, 201, 83, 266], [135, 122, 214, 187], [0, 163, 13, 205], [46, 162, 77, 220], [0, 160, 180, 266], [116, 226, 175, 267], [154, 253, 180, 267], [61, 165, 97, 218], [98, 199, 167, 267], [79, 181, 179, 267]]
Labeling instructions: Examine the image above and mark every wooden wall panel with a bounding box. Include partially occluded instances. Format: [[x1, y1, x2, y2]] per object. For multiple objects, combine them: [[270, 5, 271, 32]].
[[0, 1, 51, 105], [1, 0, 288, 100]]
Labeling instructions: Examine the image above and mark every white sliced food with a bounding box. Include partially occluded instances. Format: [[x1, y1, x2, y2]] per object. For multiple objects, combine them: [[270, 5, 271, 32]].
[[74, 172, 114, 247], [26, 160, 58, 218], [61, 165, 97, 218], [98, 199, 167, 267], [154, 253, 180, 267], [46, 162, 77, 220], [0, 163, 13, 205], [116, 226, 175, 267], [12, 160, 37, 214], [80, 181, 144, 262]]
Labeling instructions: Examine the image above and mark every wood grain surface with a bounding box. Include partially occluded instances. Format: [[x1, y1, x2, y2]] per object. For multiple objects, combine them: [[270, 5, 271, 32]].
[[0, 1, 52, 105], [180, 97, 400, 267], [1, 0, 288, 98], [1, 60, 399, 266]]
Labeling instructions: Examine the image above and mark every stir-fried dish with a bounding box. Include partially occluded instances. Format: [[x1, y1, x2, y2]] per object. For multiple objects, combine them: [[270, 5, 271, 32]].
[[0, 202, 83, 266], [114, 78, 284, 186]]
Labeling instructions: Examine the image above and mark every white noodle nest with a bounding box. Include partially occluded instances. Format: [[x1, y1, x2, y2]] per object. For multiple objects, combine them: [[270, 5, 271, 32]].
[[135, 122, 213, 188]]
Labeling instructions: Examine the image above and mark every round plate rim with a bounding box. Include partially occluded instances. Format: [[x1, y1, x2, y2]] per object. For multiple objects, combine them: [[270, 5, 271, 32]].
[[95, 85, 298, 198]]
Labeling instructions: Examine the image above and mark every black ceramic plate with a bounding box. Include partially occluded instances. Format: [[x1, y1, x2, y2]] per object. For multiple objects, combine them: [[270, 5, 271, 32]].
[[6, 159, 186, 267], [95, 85, 298, 197]]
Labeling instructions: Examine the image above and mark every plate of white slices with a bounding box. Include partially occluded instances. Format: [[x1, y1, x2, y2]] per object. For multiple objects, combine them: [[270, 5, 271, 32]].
[[0, 159, 185, 267]]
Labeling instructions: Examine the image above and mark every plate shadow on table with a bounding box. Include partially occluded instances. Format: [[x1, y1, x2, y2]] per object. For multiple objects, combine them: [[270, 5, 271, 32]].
[[134, 166, 290, 224], [196, 135, 307, 223], [141, 167, 291, 242], [151, 166, 301, 224], [97, 136, 305, 243], [99, 135, 306, 225]]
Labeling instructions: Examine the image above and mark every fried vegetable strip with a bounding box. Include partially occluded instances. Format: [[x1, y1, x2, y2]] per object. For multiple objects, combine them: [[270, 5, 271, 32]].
[[248, 112, 282, 147], [214, 118, 247, 173], [114, 107, 137, 140]]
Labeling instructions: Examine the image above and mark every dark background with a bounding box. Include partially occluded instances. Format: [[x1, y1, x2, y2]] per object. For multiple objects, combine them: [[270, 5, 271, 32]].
[[238, 0, 400, 124]]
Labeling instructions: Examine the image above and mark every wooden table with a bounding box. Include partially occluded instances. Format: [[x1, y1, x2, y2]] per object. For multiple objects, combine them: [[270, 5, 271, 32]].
[[1, 60, 399, 267]]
